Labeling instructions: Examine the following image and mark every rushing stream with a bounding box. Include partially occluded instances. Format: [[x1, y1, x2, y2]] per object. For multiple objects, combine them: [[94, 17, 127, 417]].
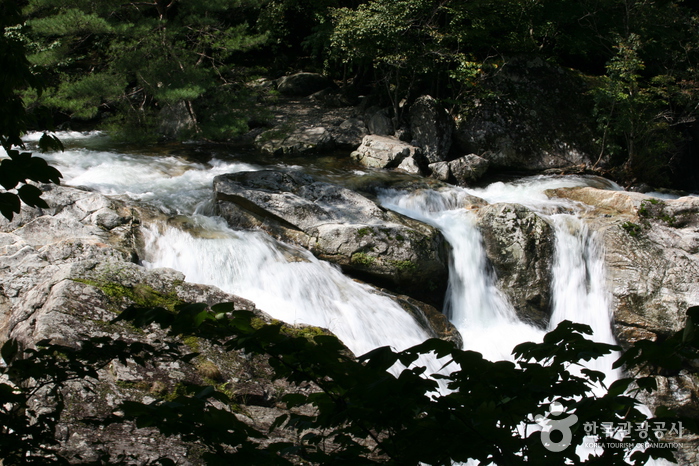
[[14, 131, 650, 459], [20, 131, 624, 372]]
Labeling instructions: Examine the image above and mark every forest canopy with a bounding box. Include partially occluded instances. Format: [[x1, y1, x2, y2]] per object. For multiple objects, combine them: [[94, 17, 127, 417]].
[[9, 0, 699, 182]]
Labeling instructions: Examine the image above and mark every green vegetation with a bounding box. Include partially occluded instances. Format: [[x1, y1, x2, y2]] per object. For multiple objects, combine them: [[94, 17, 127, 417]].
[[621, 221, 642, 237], [638, 199, 679, 227], [391, 259, 417, 272], [0, 0, 62, 220], [74, 278, 184, 311], [351, 251, 376, 266], [0, 0, 693, 186], [3, 303, 699, 464]]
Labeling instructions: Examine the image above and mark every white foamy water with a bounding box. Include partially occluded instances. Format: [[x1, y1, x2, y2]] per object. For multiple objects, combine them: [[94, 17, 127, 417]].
[[23, 130, 104, 142], [549, 214, 620, 384], [30, 136, 444, 375], [141, 217, 435, 359], [11, 133, 664, 461], [379, 177, 620, 372], [379, 188, 546, 362], [41, 147, 257, 214]]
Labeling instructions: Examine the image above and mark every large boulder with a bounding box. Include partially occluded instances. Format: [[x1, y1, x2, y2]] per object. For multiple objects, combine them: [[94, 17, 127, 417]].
[[351, 135, 424, 171], [365, 106, 394, 136], [276, 72, 334, 97], [476, 203, 555, 326], [0, 184, 319, 464], [454, 57, 594, 170], [449, 154, 490, 185], [409, 95, 454, 163], [429, 154, 490, 185], [213, 170, 449, 305], [334, 117, 369, 148]]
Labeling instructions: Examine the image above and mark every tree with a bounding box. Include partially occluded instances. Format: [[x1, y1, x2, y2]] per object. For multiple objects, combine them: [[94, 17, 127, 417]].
[[22, 0, 270, 141], [0, 0, 62, 221]]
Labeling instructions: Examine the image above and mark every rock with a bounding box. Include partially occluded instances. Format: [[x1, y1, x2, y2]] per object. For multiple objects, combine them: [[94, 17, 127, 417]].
[[427, 155, 491, 185], [390, 292, 462, 348], [547, 186, 699, 463], [213, 169, 449, 305], [449, 154, 490, 185], [429, 161, 451, 181], [351, 135, 422, 170], [158, 101, 196, 140], [276, 72, 334, 97], [255, 125, 335, 155], [476, 203, 555, 326], [453, 57, 594, 171], [396, 154, 425, 175], [366, 107, 394, 136], [554, 190, 699, 338], [334, 117, 368, 148], [409, 95, 454, 163], [0, 183, 345, 464]]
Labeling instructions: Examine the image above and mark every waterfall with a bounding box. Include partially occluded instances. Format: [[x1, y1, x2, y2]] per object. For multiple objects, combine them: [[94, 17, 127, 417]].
[[378, 188, 546, 362], [30, 132, 626, 388], [34, 134, 442, 374], [140, 216, 435, 360], [22, 133, 658, 460], [379, 182, 619, 372], [549, 214, 620, 383]]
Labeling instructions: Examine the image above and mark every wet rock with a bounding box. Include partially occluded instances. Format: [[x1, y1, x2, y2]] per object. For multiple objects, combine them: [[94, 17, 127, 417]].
[[409, 95, 453, 164], [428, 155, 490, 185], [396, 154, 425, 175], [429, 161, 451, 181], [214, 169, 449, 305], [0, 183, 337, 464], [476, 203, 555, 326], [547, 186, 699, 464], [547, 187, 699, 338], [389, 292, 462, 348]]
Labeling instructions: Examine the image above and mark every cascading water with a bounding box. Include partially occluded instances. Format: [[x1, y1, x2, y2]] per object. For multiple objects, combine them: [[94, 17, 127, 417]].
[[17, 133, 656, 460], [378, 188, 546, 362], [140, 217, 434, 359], [23, 133, 623, 370], [28, 133, 441, 375], [549, 214, 620, 383]]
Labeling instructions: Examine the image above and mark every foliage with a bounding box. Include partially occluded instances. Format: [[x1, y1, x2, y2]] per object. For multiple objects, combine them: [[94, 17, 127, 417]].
[[3, 301, 699, 464], [328, 0, 699, 185], [0, 335, 187, 464], [22, 0, 270, 140], [0, 0, 62, 221], [590, 34, 679, 182]]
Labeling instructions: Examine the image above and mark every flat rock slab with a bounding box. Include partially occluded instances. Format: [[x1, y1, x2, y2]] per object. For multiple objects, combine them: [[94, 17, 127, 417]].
[[214, 169, 449, 305]]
